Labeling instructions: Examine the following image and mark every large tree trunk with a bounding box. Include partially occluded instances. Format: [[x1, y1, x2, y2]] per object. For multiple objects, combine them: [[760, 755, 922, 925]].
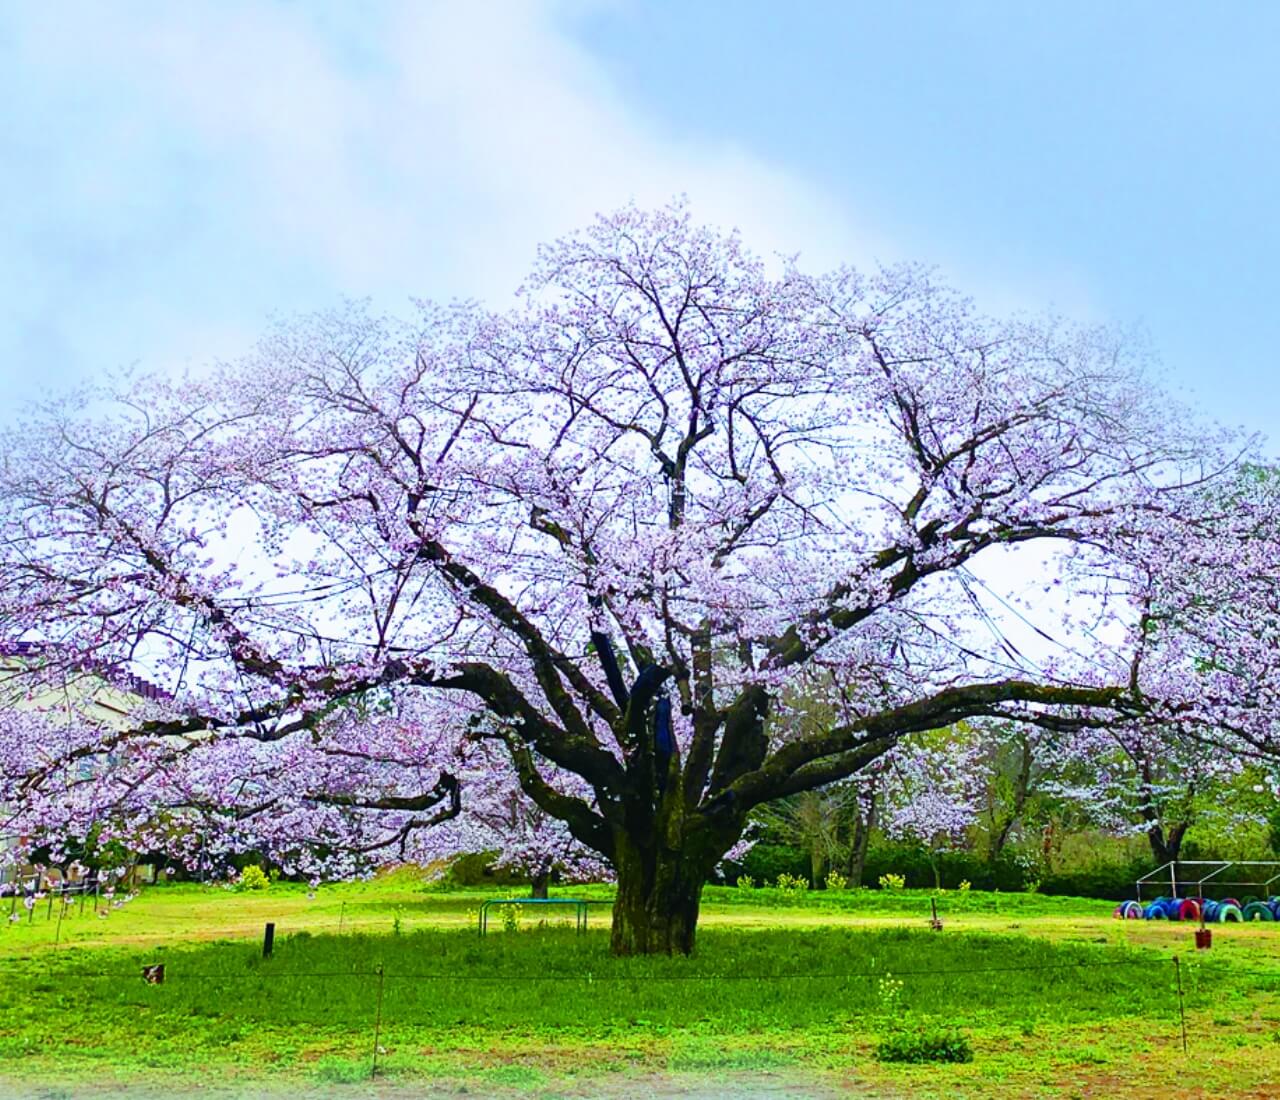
[[530, 868, 550, 899], [609, 832, 714, 956]]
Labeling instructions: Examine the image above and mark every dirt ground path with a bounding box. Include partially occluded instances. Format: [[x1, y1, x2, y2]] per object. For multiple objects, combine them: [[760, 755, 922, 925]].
[[5, 1072, 864, 1100]]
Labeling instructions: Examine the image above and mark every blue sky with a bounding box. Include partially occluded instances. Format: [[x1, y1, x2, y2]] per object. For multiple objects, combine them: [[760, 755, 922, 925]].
[[3, 1, 1277, 446]]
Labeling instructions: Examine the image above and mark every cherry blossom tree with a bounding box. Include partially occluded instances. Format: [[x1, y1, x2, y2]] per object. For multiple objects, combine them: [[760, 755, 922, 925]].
[[1041, 722, 1237, 866], [415, 733, 612, 897], [2, 202, 1277, 954], [0, 679, 467, 882], [1037, 464, 1280, 866], [878, 732, 984, 890], [0, 671, 605, 893]]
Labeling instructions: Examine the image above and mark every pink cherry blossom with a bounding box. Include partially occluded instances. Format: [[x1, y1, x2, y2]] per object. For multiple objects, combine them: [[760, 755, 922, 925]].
[[1, 202, 1277, 953]]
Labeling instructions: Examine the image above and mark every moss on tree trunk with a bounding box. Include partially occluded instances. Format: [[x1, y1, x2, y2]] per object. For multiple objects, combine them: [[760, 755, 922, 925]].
[[609, 833, 706, 955]]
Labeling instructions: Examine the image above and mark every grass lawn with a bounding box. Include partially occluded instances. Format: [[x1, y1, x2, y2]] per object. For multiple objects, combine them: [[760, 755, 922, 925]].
[[3, 873, 1280, 1097]]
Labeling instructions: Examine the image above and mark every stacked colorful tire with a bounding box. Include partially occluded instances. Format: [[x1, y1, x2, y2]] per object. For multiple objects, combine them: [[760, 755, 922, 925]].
[[1202, 899, 1221, 922], [1114, 900, 1143, 919], [1216, 902, 1243, 923], [1140, 897, 1193, 920], [1242, 901, 1274, 922], [1269, 898, 1280, 919]]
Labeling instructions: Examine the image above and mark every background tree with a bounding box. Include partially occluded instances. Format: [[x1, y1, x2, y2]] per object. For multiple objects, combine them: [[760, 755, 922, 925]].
[[978, 727, 1042, 863], [878, 731, 983, 891], [2, 203, 1276, 955], [418, 734, 612, 898], [752, 787, 848, 886], [1044, 723, 1244, 866], [839, 766, 884, 888]]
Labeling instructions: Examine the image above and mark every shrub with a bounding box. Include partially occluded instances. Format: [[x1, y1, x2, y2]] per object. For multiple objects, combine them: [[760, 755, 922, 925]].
[[774, 873, 808, 895], [739, 836, 1148, 899], [312, 1056, 370, 1083], [824, 871, 848, 892], [446, 851, 526, 888], [862, 841, 1032, 892], [1037, 858, 1151, 900], [236, 865, 270, 892], [958, 879, 972, 892], [878, 873, 906, 892], [735, 874, 756, 890], [734, 843, 810, 885], [875, 1028, 974, 1064]]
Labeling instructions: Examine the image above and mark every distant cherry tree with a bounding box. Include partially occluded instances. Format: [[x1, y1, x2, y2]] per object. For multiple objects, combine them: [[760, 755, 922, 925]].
[[879, 732, 984, 890], [2, 203, 1277, 954]]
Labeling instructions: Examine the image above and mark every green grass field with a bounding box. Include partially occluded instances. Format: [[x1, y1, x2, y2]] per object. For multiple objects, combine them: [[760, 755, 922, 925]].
[[4, 873, 1280, 1098]]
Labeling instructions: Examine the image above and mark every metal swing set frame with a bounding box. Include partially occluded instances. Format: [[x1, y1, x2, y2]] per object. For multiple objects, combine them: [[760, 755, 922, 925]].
[[1136, 859, 1280, 904]]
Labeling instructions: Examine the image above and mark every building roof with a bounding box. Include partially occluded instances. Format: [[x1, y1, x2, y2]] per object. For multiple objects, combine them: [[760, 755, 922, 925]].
[[0, 641, 172, 702]]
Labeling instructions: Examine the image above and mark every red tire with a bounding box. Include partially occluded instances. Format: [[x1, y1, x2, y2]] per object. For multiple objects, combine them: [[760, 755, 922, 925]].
[[1177, 898, 1201, 922]]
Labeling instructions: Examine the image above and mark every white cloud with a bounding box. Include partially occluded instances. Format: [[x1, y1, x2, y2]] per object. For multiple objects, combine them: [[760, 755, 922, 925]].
[[1, 0, 887, 406]]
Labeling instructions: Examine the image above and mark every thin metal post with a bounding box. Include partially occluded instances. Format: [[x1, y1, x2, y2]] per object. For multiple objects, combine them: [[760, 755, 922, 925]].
[[1173, 956, 1189, 1054], [371, 965, 386, 1078], [262, 922, 275, 959]]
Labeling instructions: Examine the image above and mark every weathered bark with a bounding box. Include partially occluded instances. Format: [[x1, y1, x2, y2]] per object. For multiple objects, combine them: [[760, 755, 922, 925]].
[[989, 736, 1033, 861], [846, 818, 870, 887], [607, 768, 743, 956], [530, 868, 550, 899], [1137, 756, 1191, 868], [845, 783, 879, 887], [609, 831, 711, 955], [1147, 821, 1188, 866]]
